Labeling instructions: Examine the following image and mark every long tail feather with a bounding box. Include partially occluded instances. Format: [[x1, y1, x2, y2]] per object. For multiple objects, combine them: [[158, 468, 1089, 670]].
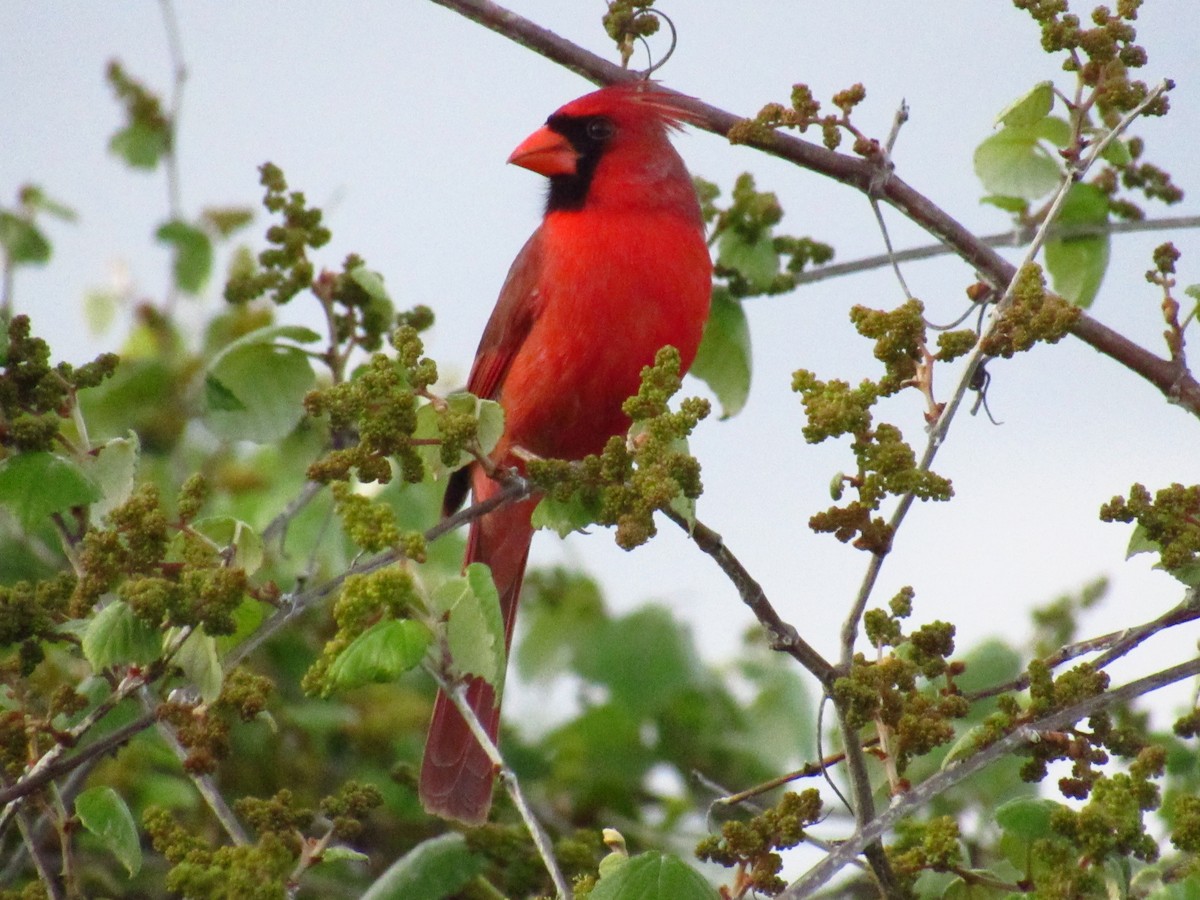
[[420, 470, 534, 824]]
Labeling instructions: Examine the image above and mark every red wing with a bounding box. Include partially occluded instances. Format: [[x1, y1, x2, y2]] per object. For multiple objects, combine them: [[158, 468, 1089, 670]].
[[466, 228, 546, 401]]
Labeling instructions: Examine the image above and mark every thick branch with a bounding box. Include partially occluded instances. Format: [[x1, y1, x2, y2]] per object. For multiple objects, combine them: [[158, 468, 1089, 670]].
[[429, 0, 1200, 418], [664, 509, 836, 687]]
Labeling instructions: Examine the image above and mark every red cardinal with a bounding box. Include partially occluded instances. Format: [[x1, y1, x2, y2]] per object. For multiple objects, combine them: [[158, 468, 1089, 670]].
[[419, 82, 713, 824]]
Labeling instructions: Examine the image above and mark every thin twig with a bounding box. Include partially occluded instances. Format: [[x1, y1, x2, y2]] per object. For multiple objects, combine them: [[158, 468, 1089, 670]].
[[662, 508, 836, 687], [968, 587, 1200, 702], [781, 652, 1200, 897], [140, 691, 250, 846], [261, 480, 325, 547], [14, 805, 64, 900], [435, 676, 572, 900], [792, 215, 1200, 287]]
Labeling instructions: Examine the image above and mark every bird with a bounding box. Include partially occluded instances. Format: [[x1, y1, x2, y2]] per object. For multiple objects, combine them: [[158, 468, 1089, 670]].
[[419, 81, 713, 825]]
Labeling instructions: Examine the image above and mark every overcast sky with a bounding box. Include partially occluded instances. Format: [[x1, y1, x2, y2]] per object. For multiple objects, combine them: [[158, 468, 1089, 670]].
[[3, 3, 1200, 732]]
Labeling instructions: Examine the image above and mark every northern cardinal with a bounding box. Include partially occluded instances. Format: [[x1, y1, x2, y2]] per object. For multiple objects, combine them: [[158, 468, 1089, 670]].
[[419, 82, 713, 824]]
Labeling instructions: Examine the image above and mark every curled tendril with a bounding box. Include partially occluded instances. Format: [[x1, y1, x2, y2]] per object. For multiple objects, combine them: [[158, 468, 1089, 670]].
[[636, 9, 677, 79]]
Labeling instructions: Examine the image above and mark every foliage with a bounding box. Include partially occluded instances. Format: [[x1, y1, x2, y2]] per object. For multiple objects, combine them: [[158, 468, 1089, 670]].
[[3, 1, 1200, 898]]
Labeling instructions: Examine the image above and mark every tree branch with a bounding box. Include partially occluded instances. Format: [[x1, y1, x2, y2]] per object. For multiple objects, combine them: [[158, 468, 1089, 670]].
[[663, 509, 836, 687]]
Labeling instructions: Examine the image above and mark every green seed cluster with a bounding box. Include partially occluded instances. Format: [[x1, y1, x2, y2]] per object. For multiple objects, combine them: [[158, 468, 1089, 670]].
[[887, 816, 963, 880], [224, 163, 330, 307], [728, 82, 871, 155], [981, 263, 1080, 358], [1100, 482, 1200, 573], [835, 600, 966, 774], [695, 790, 822, 896], [105, 60, 172, 152], [305, 325, 439, 485], [602, 0, 659, 66], [528, 347, 709, 550], [701, 173, 834, 298], [302, 567, 418, 697], [0, 315, 118, 453], [73, 482, 251, 636], [1012, 0, 1165, 119]]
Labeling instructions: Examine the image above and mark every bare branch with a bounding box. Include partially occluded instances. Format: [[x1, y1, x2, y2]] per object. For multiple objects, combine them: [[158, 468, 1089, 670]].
[[792, 215, 1200, 287], [663, 508, 836, 687]]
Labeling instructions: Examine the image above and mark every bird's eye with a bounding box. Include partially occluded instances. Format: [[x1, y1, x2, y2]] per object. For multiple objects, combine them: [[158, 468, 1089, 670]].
[[586, 118, 616, 142]]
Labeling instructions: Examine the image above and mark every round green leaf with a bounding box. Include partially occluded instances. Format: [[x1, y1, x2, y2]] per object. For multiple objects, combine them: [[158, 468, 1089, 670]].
[[995, 81, 1054, 128], [429, 565, 506, 692], [690, 288, 751, 420], [328, 619, 433, 691], [86, 433, 140, 519], [109, 120, 167, 169], [531, 491, 602, 538], [995, 797, 1062, 842], [156, 219, 214, 295], [0, 211, 51, 265], [82, 600, 162, 670], [973, 127, 1062, 201], [191, 516, 264, 574], [717, 227, 778, 293], [590, 852, 720, 900], [1045, 182, 1110, 307], [205, 342, 314, 443], [75, 786, 142, 876], [359, 833, 483, 900], [0, 452, 101, 528], [171, 628, 224, 703]]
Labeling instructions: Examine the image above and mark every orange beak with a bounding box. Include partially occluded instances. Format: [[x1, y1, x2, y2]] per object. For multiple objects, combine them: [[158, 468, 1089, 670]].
[[507, 125, 578, 176]]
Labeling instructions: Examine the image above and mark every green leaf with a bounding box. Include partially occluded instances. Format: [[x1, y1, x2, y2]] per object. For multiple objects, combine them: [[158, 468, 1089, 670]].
[[0, 452, 101, 528], [413, 393, 505, 477], [1101, 136, 1133, 167], [191, 516, 264, 574], [210, 324, 323, 359], [1033, 115, 1073, 147], [574, 606, 695, 715], [995, 81, 1055, 128], [1045, 182, 1110, 307], [359, 833, 483, 900], [429, 564, 506, 691], [0, 211, 51, 265], [75, 786, 142, 876], [516, 570, 606, 681], [531, 491, 602, 537], [980, 194, 1030, 214], [349, 266, 391, 302], [86, 433, 140, 519], [973, 126, 1063, 201], [82, 600, 162, 670], [318, 846, 370, 865], [109, 120, 167, 169], [156, 219, 214, 295], [690, 288, 751, 419], [205, 342, 314, 443], [171, 628, 223, 703], [1126, 523, 1159, 559], [995, 797, 1061, 842], [590, 852, 719, 900], [327, 619, 432, 691], [717, 227, 778, 292]]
